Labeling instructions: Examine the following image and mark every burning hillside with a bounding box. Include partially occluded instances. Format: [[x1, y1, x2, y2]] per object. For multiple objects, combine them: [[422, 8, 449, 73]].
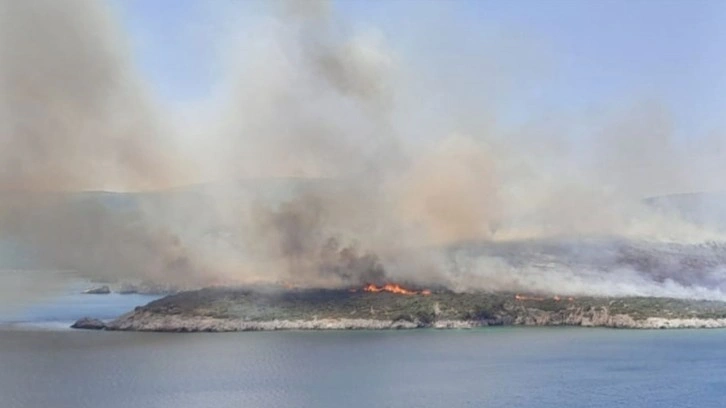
[[79, 286, 726, 332], [361, 283, 432, 295]]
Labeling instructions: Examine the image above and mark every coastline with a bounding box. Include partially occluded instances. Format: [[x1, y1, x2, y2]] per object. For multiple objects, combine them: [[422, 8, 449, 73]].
[[68, 287, 726, 332], [100, 310, 726, 332]]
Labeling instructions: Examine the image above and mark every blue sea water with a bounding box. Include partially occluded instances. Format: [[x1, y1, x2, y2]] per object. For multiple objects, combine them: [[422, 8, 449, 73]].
[[0, 290, 160, 329], [2, 319, 726, 407]]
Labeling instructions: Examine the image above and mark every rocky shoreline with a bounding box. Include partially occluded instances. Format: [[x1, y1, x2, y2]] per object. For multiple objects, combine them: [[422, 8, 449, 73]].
[[71, 287, 726, 332], [90, 312, 726, 332]]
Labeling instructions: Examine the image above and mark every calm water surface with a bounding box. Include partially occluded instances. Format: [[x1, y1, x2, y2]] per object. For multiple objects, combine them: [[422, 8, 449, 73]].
[[2, 327, 726, 408]]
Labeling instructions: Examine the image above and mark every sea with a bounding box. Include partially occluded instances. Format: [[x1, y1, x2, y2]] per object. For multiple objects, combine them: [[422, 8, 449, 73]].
[[1, 291, 726, 408]]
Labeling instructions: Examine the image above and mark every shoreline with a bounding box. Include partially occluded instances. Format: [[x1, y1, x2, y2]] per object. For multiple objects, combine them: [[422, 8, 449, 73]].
[[92, 311, 726, 332]]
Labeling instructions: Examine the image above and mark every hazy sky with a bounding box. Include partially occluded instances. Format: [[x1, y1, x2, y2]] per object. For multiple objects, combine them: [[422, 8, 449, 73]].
[[109, 0, 726, 144], [5, 0, 726, 296]]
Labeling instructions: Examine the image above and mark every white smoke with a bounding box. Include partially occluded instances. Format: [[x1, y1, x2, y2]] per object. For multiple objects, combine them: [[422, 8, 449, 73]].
[[2, 0, 726, 300]]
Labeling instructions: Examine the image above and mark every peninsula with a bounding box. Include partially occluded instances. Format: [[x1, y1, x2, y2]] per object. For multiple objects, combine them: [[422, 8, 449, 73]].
[[73, 284, 726, 331]]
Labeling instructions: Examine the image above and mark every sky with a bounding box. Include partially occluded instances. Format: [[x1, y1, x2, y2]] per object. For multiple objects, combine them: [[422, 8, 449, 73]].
[[7, 0, 726, 297], [109, 0, 726, 144]]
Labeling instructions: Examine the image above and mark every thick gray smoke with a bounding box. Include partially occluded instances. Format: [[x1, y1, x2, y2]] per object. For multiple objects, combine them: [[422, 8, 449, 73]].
[[3, 0, 726, 302], [0, 0, 208, 295], [0, 0, 182, 191]]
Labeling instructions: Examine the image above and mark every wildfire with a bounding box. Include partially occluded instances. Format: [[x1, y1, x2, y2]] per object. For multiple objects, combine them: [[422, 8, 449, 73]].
[[362, 283, 431, 296]]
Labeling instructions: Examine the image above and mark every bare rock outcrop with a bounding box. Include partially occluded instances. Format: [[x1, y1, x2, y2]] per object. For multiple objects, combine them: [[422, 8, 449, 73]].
[[71, 317, 107, 330], [82, 285, 110, 294]]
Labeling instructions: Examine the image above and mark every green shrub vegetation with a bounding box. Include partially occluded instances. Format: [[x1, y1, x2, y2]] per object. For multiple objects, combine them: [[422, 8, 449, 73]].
[[139, 287, 726, 325]]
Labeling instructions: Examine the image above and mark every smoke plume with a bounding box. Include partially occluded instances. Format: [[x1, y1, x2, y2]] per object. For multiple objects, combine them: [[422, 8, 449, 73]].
[[3, 0, 726, 301], [0, 0, 204, 288]]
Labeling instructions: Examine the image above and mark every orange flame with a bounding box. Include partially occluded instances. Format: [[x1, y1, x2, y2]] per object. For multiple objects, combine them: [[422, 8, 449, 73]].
[[362, 283, 431, 295]]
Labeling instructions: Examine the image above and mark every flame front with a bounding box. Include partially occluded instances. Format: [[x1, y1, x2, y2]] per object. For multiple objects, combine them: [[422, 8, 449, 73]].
[[363, 283, 431, 295]]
